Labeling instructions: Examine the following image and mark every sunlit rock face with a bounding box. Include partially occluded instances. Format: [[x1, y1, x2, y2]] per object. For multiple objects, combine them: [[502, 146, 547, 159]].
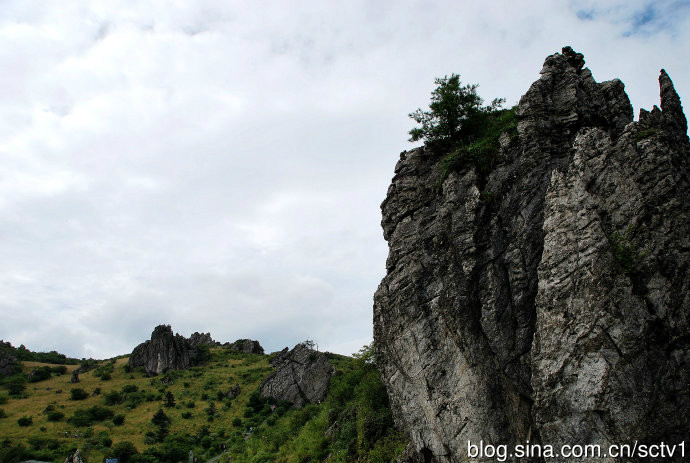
[[374, 47, 690, 462], [129, 325, 198, 374]]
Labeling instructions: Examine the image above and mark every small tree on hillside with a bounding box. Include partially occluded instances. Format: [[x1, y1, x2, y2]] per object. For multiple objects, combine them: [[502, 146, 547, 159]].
[[408, 74, 504, 145]]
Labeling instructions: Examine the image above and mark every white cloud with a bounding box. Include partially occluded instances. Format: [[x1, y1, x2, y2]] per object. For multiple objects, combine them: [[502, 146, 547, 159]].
[[0, 0, 688, 358]]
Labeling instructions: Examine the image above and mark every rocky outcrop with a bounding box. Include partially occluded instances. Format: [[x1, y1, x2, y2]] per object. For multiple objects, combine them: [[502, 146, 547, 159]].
[[374, 47, 690, 462], [128, 325, 199, 375], [0, 350, 18, 377], [226, 339, 264, 355], [188, 332, 218, 347], [259, 342, 334, 407], [63, 449, 85, 463]]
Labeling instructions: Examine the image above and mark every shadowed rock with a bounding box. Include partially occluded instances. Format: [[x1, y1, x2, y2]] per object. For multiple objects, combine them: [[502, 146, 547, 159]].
[[259, 342, 334, 408], [188, 332, 218, 347], [128, 325, 199, 375], [226, 338, 264, 354]]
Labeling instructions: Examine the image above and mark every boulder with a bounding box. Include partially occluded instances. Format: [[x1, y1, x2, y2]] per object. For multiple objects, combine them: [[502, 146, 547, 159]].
[[259, 342, 334, 407], [0, 350, 19, 377], [226, 339, 264, 355], [128, 325, 199, 375]]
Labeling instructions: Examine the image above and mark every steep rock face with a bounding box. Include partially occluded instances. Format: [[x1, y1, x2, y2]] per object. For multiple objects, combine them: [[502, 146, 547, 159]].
[[259, 343, 334, 407], [226, 339, 264, 355], [374, 47, 689, 462], [129, 325, 199, 375], [188, 332, 218, 347]]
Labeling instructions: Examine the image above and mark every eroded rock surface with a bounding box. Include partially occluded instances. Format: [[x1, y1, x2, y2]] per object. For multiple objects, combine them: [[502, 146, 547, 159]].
[[374, 47, 689, 462], [0, 350, 18, 377], [259, 343, 334, 407], [226, 338, 264, 355], [188, 332, 218, 347], [128, 325, 199, 375]]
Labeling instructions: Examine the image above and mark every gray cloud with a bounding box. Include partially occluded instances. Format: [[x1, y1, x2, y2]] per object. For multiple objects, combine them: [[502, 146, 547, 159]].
[[1, 0, 688, 358]]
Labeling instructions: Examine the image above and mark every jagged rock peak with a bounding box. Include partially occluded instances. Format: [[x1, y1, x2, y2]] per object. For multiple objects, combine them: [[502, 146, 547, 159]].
[[188, 331, 218, 347], [375, 47, 689, 462], [128, 325, 199, 375], [0, 350, 18, 377], [225, 338, 264, 354], [259, 342, 334, 408]]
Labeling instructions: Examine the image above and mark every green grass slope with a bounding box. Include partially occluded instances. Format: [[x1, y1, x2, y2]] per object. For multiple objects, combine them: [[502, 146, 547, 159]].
[[0, 346, 407, 463]]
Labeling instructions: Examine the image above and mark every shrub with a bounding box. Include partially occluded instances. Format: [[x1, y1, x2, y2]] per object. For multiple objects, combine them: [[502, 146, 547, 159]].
[[68, 406, 114, 427], [232, 417, 242, 427], [17, 416, 33, 426], [201, 436, 213, 449], [0, 409, 6, 418], [151, 409, 170, 428], [164, 391, 175, 407], [185, 400, 195, 408], [113, 414, 125, 425], [28, 366, 52, 382], [181, 411, 193, 419], [409, 74, 502, 145], [122, 384, 138, 394], [0, 394, 7, 404], [6, 376, 26, 396], [111, 441, 139, 463], [47, 411, 65, 422], [123, 364, 132, 373], [104, 390, 122, 405], [70, 388, 89, 400]]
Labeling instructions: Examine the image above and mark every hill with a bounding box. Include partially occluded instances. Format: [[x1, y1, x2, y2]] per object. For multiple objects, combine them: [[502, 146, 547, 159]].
[[0, 345, 407, 463]]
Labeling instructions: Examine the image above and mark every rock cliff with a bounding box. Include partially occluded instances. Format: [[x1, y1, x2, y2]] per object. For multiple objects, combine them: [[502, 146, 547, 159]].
[[374, 47, 689, 462], [128, 325, 199, 375], [259, 342, 334, 407]]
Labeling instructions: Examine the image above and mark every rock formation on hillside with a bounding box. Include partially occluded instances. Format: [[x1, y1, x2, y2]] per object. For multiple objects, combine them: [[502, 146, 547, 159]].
[[259, 342, 334, 407], [374, 47, 689, 462], [226, 338, 264, 354], [0, 350, 18, 377], [129, 325, 199, 375], [188, 332, 219, 347]]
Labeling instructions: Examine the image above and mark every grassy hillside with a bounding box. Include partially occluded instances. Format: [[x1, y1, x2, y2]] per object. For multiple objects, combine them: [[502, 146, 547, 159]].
[[0, 346, 407, 463]]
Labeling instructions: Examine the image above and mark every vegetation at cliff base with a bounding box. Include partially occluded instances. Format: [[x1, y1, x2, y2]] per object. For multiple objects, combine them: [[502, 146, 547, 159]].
[[0, 344, 406, 463]]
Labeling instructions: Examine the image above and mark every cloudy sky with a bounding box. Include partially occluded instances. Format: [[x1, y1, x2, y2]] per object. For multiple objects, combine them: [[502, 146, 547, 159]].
[[1, 0, 688, 359]]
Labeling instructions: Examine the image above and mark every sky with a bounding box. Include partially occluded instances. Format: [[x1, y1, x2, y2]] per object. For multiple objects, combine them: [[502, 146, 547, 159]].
[[1, 0, 688, 359]]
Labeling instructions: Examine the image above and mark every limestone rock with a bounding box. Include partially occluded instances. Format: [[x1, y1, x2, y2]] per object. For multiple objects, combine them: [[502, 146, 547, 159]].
[[188, 332, 218, 347], [226, 338, 264, 355], [259, 342, 334, 407], [63, 449, 84, 463], [128, 325, 199, 375], [0, 350, 18, 377], [374, 47, 690, 462], [70, 371, 79, 383]]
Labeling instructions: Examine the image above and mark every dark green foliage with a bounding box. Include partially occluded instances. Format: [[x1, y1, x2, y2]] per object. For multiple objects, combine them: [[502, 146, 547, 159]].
[[0, 341, 79, 365], [70, 388, 89, 400], [181, 411, 192, 419], [636, 127, 661, 141], [111, 441, 139, 463], [47, 411, 65, 422], [195, 345, 211, 364], [0, 409, 6, 418], [409, 74, 492, 145], [439, 107, 518, 182], [0, 394, 7, 404], [151, 409, 170, 428], [5, 376, 26, 396], [27, 366, 52, 383], [104, 390, 122, 405], [68, 406, 114, 427], [113, 414, 125, 425], [17, 416, 32, 426], [232, 417, 242, 427], [185, 400, 195, 408], [201, 435, 213, 449], [610, 228, 647, 275], [122, 384, 138, 394], [123, 364, 132, 373], [164, 391, 175, 408]]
